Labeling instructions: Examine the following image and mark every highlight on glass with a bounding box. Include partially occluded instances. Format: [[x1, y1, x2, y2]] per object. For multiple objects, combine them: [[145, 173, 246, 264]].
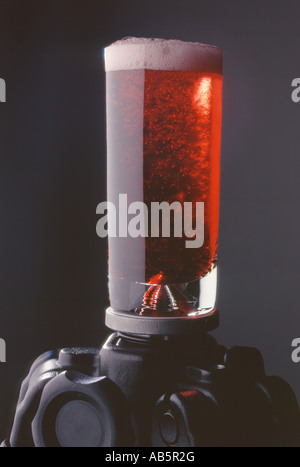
[[104, 37, 223, 321]]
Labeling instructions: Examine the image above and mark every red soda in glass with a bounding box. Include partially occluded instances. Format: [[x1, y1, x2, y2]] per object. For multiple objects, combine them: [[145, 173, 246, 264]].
[[104, 38, 223, 319]]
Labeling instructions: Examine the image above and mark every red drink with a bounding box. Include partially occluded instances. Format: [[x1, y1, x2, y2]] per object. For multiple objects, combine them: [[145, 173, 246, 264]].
[[143, 69, 222, 284], [105, 38, 223, 318]]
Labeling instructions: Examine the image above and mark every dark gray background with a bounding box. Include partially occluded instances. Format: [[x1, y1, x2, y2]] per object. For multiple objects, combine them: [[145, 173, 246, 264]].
[[0, 0, 300, 441]]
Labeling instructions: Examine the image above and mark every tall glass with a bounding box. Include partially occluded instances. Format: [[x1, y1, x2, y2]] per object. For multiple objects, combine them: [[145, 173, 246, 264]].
[[104, 38, 223, 332]]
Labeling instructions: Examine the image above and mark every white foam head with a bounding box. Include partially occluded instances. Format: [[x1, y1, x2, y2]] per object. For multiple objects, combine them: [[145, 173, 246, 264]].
[[104, 37, 223, 73]]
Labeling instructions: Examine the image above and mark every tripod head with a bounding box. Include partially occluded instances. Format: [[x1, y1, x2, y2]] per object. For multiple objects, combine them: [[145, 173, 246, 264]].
[[2, 327, 300, 447]]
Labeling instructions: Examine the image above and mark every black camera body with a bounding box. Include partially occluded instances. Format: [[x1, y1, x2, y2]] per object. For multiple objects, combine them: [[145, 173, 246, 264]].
[[3, 328, 300, 447]]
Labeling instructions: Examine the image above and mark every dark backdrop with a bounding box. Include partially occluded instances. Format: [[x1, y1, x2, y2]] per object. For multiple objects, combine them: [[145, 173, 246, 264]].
[[0, 0, 300, 440]]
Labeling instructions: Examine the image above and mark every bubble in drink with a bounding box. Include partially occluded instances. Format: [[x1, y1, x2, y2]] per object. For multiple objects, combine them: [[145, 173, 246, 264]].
[[105, 38, 223, 317]]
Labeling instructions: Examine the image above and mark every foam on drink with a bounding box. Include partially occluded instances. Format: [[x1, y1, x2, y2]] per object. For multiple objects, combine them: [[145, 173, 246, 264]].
[[104, 37, 223, 73]]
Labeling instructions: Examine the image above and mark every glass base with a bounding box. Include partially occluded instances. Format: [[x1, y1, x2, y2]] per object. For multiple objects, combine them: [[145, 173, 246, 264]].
[[109, 265, 218, 319]]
